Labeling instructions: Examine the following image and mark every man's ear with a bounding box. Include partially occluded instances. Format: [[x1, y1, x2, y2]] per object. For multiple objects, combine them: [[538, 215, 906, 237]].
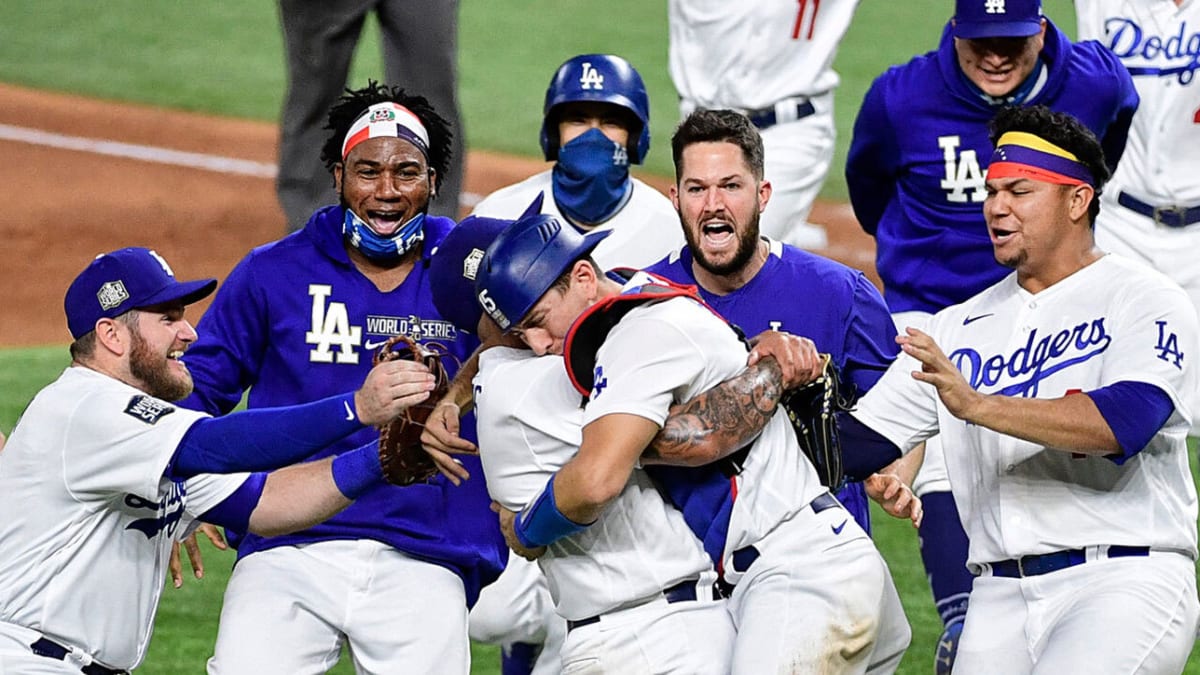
[[1070, 184, 1095, 222], [94, 317, 128, 357]]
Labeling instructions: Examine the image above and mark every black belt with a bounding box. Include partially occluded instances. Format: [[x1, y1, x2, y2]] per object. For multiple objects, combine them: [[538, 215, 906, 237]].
[[744, 99, 816, 130], [1117, 192, 1200, 228], [566, 577, 701, 632], [988, 546, 1150, 579], [30, 637, 128, 675], [716, 492, 843, 597]]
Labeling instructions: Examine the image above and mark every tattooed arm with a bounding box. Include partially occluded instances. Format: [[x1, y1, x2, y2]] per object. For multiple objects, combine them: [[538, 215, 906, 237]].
[[642, 357, 784, 466]]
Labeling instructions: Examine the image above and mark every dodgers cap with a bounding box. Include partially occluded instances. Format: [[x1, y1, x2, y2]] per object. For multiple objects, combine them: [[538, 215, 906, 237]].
[[429, 214, 516, 334], [953, 0, 1043, 39], [474, 195, 611, 331], [64, 247, 217, 339]]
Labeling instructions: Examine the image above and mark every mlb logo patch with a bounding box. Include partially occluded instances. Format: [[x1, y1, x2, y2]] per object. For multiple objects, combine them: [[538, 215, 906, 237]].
[[370, 108, 396, 123], [124, 395, 176, 425], [97, 280, 130, 310]]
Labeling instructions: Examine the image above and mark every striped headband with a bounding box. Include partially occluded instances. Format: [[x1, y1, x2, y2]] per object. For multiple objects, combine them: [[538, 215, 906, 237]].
[[341, 102, 431, 160], [987, 131, 1094, 186]]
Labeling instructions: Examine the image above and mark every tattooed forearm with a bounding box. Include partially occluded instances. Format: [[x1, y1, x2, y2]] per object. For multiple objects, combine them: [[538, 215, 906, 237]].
[[644, 357, 784, 466]]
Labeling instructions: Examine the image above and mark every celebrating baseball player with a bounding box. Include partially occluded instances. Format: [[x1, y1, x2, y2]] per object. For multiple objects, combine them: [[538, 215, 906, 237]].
[[645, 108, 917, 541], [848, 104, 1200, 673], [465, 53, 683, 675], [1075, 0, 1200, 430], [472, 205, 912, 673], [178, 83, 506, 674], [668, 0, 863, 250], [0, 247, 435, 673], [845, 1, 1140, 666]]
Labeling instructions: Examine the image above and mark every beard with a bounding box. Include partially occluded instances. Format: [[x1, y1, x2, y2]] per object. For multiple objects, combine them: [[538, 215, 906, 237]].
[[683, 210, 762, 277], [128, 327, 193, 401]]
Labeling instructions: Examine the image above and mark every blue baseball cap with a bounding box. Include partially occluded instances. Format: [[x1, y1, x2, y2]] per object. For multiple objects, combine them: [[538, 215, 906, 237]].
[[474, 196, 611, 331], [953, 0, 1043, 39], [429, 214, 516, 334], [64, 247, 217, 339]]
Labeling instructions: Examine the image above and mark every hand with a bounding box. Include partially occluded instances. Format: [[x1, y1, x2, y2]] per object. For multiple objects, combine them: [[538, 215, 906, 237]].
[[420, 399, 478, 486], [898, 327, 982, 421], [493, 501, 546, 561], [864, 473, 923, 528], [747, 330, 823, 389], [354, 359, 437, 426], [168, 523, 228, 588]]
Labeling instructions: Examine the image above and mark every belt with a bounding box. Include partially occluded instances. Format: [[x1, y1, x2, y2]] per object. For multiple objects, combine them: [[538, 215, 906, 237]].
[[716, 492, 843, 597], [988, 545, 1150, 579], [30, 637, 128, 675], [1117, 192, 1200, 228], [743, 98, 816, 130], [566, 577, 702, 632]]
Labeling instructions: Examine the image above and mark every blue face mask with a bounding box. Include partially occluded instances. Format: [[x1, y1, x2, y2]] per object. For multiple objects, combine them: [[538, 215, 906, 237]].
[[342, 207, 426, 262], [552, 128, 632, 226]]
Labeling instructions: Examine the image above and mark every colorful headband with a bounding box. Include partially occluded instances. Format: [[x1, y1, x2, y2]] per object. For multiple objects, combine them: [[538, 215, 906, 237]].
[[341, 102, 431, 160], [987, 131, 1094, 186]]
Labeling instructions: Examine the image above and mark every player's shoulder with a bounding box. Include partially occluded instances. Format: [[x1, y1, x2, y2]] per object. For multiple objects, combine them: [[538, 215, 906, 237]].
[[1099, 254, 1192, 301], [471, 172, 553, 217], [773, 241, 870, 290]]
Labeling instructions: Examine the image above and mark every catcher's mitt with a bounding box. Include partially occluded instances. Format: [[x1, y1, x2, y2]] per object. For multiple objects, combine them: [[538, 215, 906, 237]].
[[780, 354, 855, 490], [372, 335, 451, 486]]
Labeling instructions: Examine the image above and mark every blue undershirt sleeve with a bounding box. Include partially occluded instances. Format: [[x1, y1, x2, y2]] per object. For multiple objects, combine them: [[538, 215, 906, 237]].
[[169, 392, 362, 478], [839, 411, 903, 481], [198, 472, 267, 534], [1087, 381, 1174, 465]]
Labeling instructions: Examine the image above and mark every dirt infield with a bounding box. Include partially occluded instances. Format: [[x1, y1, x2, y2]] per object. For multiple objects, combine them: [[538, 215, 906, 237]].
[[0, 83, 877, 347]]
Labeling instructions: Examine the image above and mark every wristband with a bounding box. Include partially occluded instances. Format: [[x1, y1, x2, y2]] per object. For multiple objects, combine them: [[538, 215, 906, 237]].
[[331, 442, 385, 500], [514, 475, 590, 548]]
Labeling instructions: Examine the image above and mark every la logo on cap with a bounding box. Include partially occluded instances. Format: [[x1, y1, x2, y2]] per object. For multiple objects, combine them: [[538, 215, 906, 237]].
[[985, 0, 1006, 13], [97, 281, 129, 310]]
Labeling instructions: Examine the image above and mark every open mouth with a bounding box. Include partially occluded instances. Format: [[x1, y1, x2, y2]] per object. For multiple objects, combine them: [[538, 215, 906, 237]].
[[701, 220, 736, 247], [367, 210, 407, 236], [990, 226, 1017, 244]]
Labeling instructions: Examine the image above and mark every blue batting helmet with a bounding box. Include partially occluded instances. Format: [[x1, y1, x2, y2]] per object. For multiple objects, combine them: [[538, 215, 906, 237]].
[[540, 54, 651, 164], [475, 197, 611, 331]]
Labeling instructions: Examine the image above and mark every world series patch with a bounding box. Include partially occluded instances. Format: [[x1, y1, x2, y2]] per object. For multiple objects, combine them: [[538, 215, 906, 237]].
[[124, 395, 176, 425]]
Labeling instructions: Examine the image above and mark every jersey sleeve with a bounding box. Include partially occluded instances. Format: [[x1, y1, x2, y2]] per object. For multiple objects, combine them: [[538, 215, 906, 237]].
[[845, 75, 900, 236], [63, 391, 209, 502], [581, 307, 717, 428], [840, 272, 902, 399], [849, 342, 941, 454], [177, 252, 271, 415]]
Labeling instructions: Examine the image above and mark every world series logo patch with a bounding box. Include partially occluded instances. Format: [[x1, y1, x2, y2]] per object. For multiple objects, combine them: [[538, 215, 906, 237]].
[[124, 395, 176, 425]]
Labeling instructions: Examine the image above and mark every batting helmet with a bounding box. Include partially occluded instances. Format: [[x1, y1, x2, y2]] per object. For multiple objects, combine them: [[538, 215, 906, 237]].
[[540, 54, 651, 164], [475, 198, 612, 331]]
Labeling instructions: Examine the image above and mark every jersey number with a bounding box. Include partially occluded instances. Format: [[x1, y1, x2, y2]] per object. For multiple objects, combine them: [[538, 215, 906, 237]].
[[792, 0, 820, 40]]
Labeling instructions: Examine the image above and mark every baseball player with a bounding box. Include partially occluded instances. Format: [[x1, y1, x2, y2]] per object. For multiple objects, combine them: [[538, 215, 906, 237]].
[[473, 212, 912, 674], [668, 0, 863, 250], [275, 0, 464, 231], [845, 1, 1139, 666], [465, 53, 683, 675], [179, 83, 506, 674], [850, 105, 1200, 673], [0, 247, 434, 673], [646, 108, 903, 538], [1075, 0, 1200, 430]]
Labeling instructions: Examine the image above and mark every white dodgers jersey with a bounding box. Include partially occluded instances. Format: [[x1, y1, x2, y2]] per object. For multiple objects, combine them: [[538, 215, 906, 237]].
[[0, 367, 245, 670], [854, 255, 1200, 568]]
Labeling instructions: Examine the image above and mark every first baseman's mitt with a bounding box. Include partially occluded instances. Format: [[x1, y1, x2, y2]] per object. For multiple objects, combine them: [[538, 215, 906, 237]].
[[372, 335, 450, 486], [780, 354, 854, 490]]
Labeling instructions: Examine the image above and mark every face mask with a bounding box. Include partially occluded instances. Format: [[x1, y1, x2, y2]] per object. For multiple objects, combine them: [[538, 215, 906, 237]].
[[342, 208, 426, 262], [552, 128, 632, 226]]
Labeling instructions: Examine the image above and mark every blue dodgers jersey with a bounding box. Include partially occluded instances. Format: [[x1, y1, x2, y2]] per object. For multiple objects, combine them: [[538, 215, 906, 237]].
[[644, 242, 899, 557], [179, 206, 506, 605], [846, 19, 1138, 314]]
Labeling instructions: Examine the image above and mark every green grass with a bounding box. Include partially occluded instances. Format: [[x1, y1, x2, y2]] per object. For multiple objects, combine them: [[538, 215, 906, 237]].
[[0, 0, 1080, 199], [2, 344, 1197, 673]]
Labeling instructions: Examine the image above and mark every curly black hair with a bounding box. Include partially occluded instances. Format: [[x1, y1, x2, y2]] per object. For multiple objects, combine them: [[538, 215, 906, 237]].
[[320, 80, 453, 195], [989, 105, 1111, 225]]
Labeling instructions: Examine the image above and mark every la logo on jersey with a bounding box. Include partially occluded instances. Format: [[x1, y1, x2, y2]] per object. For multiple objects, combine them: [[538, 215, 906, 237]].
[[124, 483, 186, 539], [938, 135, 986, 204], [984, 0, 1005, 14], [306, 284, 456, 363], [579, 62, 605, 90], [1156, 320, 1185, 369]]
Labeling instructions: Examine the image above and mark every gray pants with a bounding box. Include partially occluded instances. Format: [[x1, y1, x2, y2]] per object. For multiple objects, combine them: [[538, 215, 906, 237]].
[[276, 0, 464, 232]]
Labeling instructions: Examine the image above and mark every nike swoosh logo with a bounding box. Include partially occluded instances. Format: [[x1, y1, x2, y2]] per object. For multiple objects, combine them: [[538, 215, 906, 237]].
[[343, 401, 355, 421], [962, 313, 994, 326], [831, 519, 848, 535], [364, 338, 389, 350]]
